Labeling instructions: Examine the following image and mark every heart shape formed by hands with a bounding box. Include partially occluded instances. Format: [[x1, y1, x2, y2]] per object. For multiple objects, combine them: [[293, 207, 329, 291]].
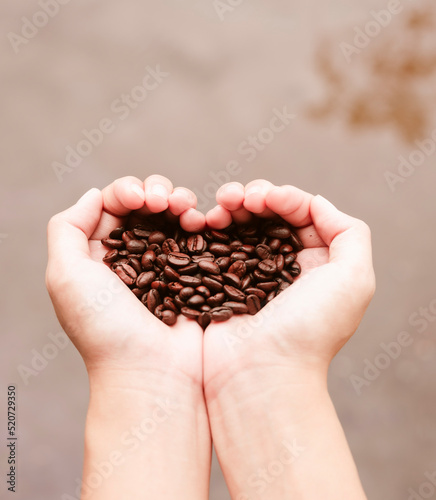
[[101, 213, 303, 328]]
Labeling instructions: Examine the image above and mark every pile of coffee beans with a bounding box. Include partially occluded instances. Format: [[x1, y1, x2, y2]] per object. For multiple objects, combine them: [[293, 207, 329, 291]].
[[101, 215, 303, 328]]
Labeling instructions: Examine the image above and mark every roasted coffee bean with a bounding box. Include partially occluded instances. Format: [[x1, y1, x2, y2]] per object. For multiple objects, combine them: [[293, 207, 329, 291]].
[[168, 282, 184, 295], [196, 286, 211, 299], [284, 252, 297, 266], [287, 232, 304, 252], [111, 259, 128, 270], [243, 237, 259, 246], [141, 257, 154, 272], [181, 307, 201, 319], [280, 270, 294, 283], [244, 288, 267, 301], [209, 243, 232, 256], [191, 252, 214, 263], [210, 306, 233, 322], [187, 234, 205, 254], [277, 281, 291, 293], [155, 254, 168, 270], [238, 225, 257, 238], [174, 295, 186, 310], [202, 276, 223, 293], [255, 244, 271, 260], [228, 260, 247, 278], [162, 310, 177, 326], [128, 257, 142, 275], [258, 259, 277, 275], [223, 285, 246, 302], [179, 287, 195, 301], [222, 272, 241, 288], [178, 263, 198, 275], [230, 251, 248, 262], [148, 231, 166, 245], [179, 275, 202, 287], [148, 243, 162, 255], [210, 230, 230, 243], [215, 256, 231, 272], [207, 293, 225, 307], [240, 275, 253, 290], [197, 312, 211, 329], [126, 239, 147, 253], [122, 230, 135, 243], [245, 258, 260, 272], [230, 240, 244, 251], [102, 238, 125, 250], [109, 227, 125, 239], [288, 261, 301, 277], [246, 294, 261, 315], [141, 291, 149, 305], [265, 223, 292, 239], [142, 249, 156, 262], [133, 227, 151, 239], [162, 238, 180, 254], [275, 254, 285, 273], [198, 260, 220, 275], [163, 297, 178, 313], [238, 244, 255, 254], [268, 238, 282, 252], [279, 244, 294, 254], [147, 289, 161, 313], [253, 269, 272, 282], [257, 281, 279, 292], [200, 305, 211, 312], [223, 301, 248, 314], [187, 295, 206, 307], [118, 250, 130, 257], [164, 266, 180, 282], [115, 263, 137, 285], [266, 290, 277, 302], [151, 281, 168, 294], [154, 304, 164, 320], [137, 271, 156, 288], [168, 252, 191, 267], [103, 249, 119, 263], [131, 288, 146, 298], [212, 274, 224, 284]]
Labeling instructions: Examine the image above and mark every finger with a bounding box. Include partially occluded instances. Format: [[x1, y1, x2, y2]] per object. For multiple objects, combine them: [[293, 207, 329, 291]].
[[310, 195, 374, 273], [228, 207, 253, 225], [265, 185, 313, 228], [47, 188, 102, 265], [168, 187, 197, 216], [144, 174, 173, 213], [243, 179, 274, 214], [179, 208, 206, 233], [205, 205, 233, 229], [101, 176, 145, 217], [296, 225, 327, 248], [216, 182, 245, 211]]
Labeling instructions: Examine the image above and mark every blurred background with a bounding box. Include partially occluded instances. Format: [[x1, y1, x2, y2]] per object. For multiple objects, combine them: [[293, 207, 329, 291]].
[[1, 0, 436, 499]]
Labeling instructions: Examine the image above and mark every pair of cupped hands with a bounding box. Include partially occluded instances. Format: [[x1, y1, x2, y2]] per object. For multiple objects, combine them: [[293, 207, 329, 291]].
[[46, 174, 375, 499]]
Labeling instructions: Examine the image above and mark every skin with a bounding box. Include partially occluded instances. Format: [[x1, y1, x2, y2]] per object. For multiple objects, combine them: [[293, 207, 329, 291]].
[[46, 176, 375, 500]]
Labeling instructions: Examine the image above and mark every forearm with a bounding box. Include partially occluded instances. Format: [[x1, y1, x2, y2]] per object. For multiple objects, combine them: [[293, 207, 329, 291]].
[[207, 366, 367, 500], [81, 369, 211, 500]]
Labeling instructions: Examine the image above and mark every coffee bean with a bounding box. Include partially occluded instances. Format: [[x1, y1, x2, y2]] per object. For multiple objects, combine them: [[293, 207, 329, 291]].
[[258, 259, 277, 275], [255, 244, 271, 260], [147, 243, 162, 256], [179, 275, 202, 287], [246, 294, 261, 315], [196, 286, 211, 299], [288, 261, 301, 277], [265, 223, 292, 239], [155, 254, 168, 270], [118, 250, 130, 257], [268, 238, 282, 252], [257, 281, 279, 292], [137, 271, 156, 288], [192, 253, 214, 263], [228, 260, 247, 278], [223, 301, 248, 314], [245, 258, 260, 272], [223, 285, 246, 302], [238, 244, 255, 255], [187, 295, 206, 307], [131, 288, 146, 298], [279, 244, 294, 254], [133, 227, 151, 239], [102, 238, 125, 250], [266, 290, 277, 302], [126, 239, 147, 253], [202, 276, 223, 293], [198, 260, 220, 275], [178, 263, 198, 275], [163, 297, 178, 313], [109, 227, 125, 239], [181, 307, 201, 319], [151, 281, 168, 294], [197, 312, 211, 329], [230, 240, 244, 251], [215, 256, 231, 272], [154, 304, 164, 320], [115, 263, 137, 286], [280, 270, 294, 283], [168, 282, 183, 295], [168, 252, 191, 267], [210, 230, 230, 243], [122, 231, 135, 243], [147, 289, 161, 313], [230, 251, 248, 262], [128, 257, 142, 275], [162, 238, 180, 254], [287, 232, 304, 252], [162, 310, 177, 326], [174, 295, 186, 310], [209, 243, 232, 256], [275, 254, 285, 273], [240, 275, 253, 290], [238, 225, 257, 238], [222, 272, 241, 288], [210, 306, 233, 322], [244, 288, 267, 301], [148, 231, 166, 245], [284, 252, 297, 267], [277, 281, 291, 293], [200, 305, 211, 312], [187, 234, 205, 254], [179, 287, 195, 301], [164, 266, 180, 282], [103, 249, 119, 263]]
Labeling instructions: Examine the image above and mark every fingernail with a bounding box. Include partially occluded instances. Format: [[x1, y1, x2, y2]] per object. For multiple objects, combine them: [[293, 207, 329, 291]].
[[315, 195, 337, 209], [77, 188, 99, 204], [150, 183, 168, 199], [245, 186, 262, 197], [131, 184, 145, 201]]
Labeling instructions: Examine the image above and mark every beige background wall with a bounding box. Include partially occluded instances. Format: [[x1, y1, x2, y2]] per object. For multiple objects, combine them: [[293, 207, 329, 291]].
[[1, 1, 436, 499]]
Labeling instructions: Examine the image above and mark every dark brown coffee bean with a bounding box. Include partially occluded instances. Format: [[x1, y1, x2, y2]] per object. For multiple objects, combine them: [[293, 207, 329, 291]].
[[245, 258, 260, 272], [209, 243, 232, 256], [230, 240, 244, 251], [277, 281, 291, 293], [181, 307, 201, 319], [192, 253, 215, 263], [118, 250, 130, 257], [178, 263, 198, 275], [131, 288, 146, 298], [223, 301, 248, 314], [244, 288, 267, 301], [168, 282, 184, 295], [115, 263, 137, 286], [102, 238, 125, 249], [109, 227, 125, 239], [258, 259, 277, 275], [284, 252, 297, 267], [200, 305, 211, 312], [151, 281, 168, 294], [142, 249, 156, 262], [288, 261, 301, 277], [187, 295, 206, 307], [223, 285, 246, 302], [228, 260, 247, 278], [238, 225, 257, 238], [111, 259, 128, 270], [197, 312, 211, 329], [275, 254, 285, 273], [280, 270, 294, 283], [196, 286, 211, 299], [141, 291, 148, 305], [215, 256, 231, 272], [179, 287, 195, 301], [207, 293, 225, 307], [103, 249, 119, 263], [210, 230, 230, 243], [179, 275, 202, 287], [162, 310, 177, 326], [253, 269, 271, 282], [133, 227, 151, 239], [266, 290, 277, 302], [127, 257, 142, 275], [154, 304, 164, 320], [122, 230, 135, 243], [265, 223, 292, 239], [168, 252, 191, 267], [202, 276, 223, 293], [238, 244, 255, 254], [257, 281, 279, 292], [164, 266, 180, 281], [187, 234, 205, 254], [240, 275, 253, 290], [155, 254, 168, 270], [255, 244, 271, 260], [126, 239, 147, 253], [222, 273, 241, 288], [287, 232, 304, 252], [147, 289, 161, 313], [268, 238, 282, 251], [162, 238, 180, 254], [210, 306, 233, 322], [280, 244, 294, 254], [243, 237, 260, 246], [246, 294, 261, 315], [147, 243, 162, 255], [163, 297, 178, 313], [137, 271, 156, 288], [231, 251, 248, 262], [198, 260, 220, 275], [211, 274, 224, 284], [148, 231, 166, 245], [174, 295, 186, 310]]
